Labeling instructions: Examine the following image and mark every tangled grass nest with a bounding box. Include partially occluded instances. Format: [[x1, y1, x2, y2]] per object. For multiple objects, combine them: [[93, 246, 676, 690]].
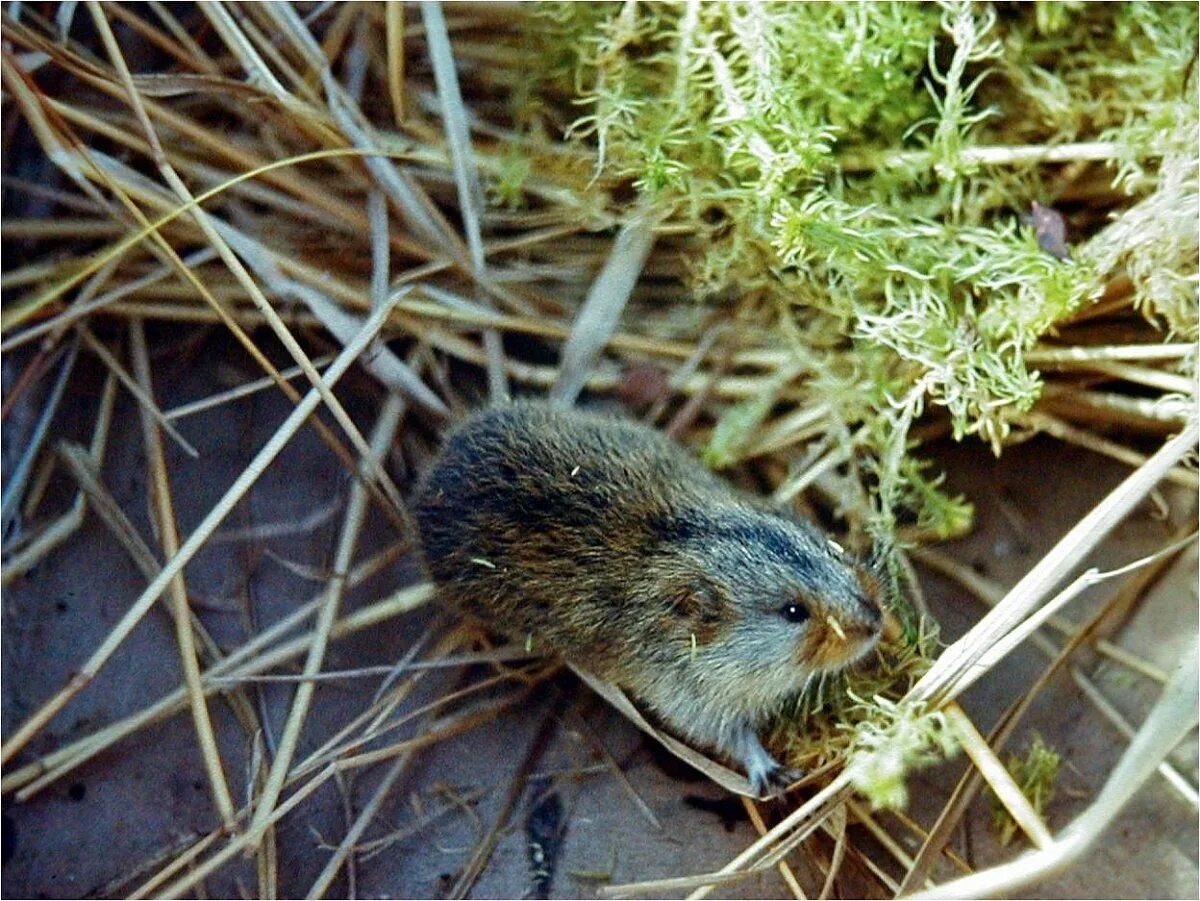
[[1, 2, 1197, 898]]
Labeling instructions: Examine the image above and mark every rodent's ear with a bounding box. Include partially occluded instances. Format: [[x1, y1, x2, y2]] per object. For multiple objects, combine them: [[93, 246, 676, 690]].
[[664, 577, 731, 639]]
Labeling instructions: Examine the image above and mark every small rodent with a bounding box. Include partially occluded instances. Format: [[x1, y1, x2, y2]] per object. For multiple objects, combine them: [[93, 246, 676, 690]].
[[413, 401, 884, 796]]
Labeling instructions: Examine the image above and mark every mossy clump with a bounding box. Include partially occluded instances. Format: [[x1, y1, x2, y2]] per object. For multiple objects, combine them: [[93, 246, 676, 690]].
[[519, 0, 1199, 542], [842, 695, 959, 811]]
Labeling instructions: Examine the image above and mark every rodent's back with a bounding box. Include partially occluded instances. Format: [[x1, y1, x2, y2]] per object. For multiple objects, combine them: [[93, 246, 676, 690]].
[[412, 402, 725, 671]]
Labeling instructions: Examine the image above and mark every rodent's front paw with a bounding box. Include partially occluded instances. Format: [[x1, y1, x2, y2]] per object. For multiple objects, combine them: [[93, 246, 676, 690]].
[[747, 760, 803, 799]]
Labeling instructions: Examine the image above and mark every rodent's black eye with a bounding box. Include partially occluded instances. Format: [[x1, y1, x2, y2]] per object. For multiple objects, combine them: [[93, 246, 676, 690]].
[[780, 603, 810, 624]]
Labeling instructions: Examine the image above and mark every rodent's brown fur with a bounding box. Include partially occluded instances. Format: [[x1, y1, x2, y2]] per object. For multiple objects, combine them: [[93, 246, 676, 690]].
[[414, 401, 884, 795]]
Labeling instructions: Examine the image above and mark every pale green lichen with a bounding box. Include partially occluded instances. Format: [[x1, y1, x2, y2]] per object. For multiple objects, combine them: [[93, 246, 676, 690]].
[[842, 694, 959, 811]]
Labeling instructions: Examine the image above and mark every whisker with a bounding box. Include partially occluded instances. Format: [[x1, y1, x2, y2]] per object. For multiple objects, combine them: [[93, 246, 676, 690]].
[[825, 613, 847, 641]]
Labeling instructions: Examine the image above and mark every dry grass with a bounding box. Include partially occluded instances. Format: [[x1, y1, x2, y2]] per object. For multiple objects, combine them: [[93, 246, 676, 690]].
[[1, 3, 1196, 899]]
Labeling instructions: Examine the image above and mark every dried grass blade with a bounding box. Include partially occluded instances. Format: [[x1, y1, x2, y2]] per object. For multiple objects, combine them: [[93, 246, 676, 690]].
[[421, 0, 508, 402], [0, 247, 220, 354], [6, 583, 432, 800], [77, 325, 198, 457], [386, 1, 405, 125], [912, 417, 1199, 706], [569, 663, 756, 797], [1069, 668, 1199, 809], [843, 798, 926, 883], [686, 772, 854, 900], [1024, 411, 1198, 490], [1, 144, 402, 330], [899, 535, 1196, 893], [89, 6, 398, 515], [197, 0, 291, 101], [421, 1, 485, 271], [216, 224, 446, 415], [1026, 343, 1195, 365], [6, 137, 417, 528], [943, 704, 1052, 850], [164, 353, 338, 422], [146, 0, 220, 72], [346, 99, 465, 258], [551, 217, 656, 407], [0, 336, 79, 534], [129, 319, 237, 829], [55, 441, 161, 578], [817, 805, 847, 901], [368, 189, 390, 311], [306, 728, 413, 898], [741, 798, 807, 899], [1, 372, 117, 585], [157, 764, 339, 900]]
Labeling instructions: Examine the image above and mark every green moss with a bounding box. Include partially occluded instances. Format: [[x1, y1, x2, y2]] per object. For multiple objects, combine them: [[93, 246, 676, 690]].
[[989, 734, 1062, 845], [523, 0, 1198, 541]]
